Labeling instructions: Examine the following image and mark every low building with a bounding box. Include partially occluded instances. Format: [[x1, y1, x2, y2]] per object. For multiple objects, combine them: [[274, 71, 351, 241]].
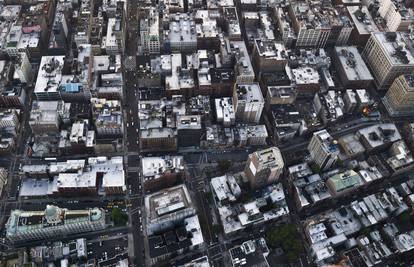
[[176, 115, 202, 148], [228, 238, 270, 267], [252, 39, 287, 74], [215, 98, 235, 126], [148, 215, 204, 265], [91, 98, 123, 138], [141, 156, 184, 192], [233, 125, 268, 147], [144, 184, 196, 235], [218, 183, 289, 235], [333, 46, 374, 89], [20, 157, 125, 196], [140, 128, 177, 152], [326, 170, 363, 197], [0, 167, 8, 195], [29, 101, 70, 136], [210, 174, 241, 206], [6, 205, 106, 243], [386, 140, 414, 176], [356, 123, 401, 152]]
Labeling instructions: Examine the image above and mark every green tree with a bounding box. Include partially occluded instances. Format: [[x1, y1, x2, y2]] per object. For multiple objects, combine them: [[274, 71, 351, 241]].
[[265, 224, 303, 263], [204, 191, 214, 203], [309, 162, 321, 174], [111, 208, 128, 226], [397, 211, 412, 224], [212, 224, 222, 234], [218, 159, 232, 173]]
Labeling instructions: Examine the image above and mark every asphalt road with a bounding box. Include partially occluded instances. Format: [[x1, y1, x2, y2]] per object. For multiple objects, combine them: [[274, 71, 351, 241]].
[[122, 1, 146, 266]]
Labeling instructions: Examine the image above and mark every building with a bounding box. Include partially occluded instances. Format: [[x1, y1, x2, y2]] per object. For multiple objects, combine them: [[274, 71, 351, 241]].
[[163, 13, 197, 53], [383, 74, 414, 117], [313, 90, 345, 125], [140, 8, 160, 54], [265, 85, 297, 106], [228, 238, 270, 267], [326, 170, 363, 197], [141, 156, 184, 192], [148, 215, 204, 265], [362, 32, 414, 90], [333, 46, 374, 89], [140, 128, 177, 152], [308, 129, 339, 171], [91, 98, 123, 138], [233, 83, 264, 124], [6, 205, 106, 243], [290, 66, 320, 95], [252, 39, 287, 74], [356, 123, 401, 152], [215, 98, 235, 126], [0, 167, 7, 195], [287, 1, 352, 48], [386, 140, 414, 175], [378, 0, 414, 31], [34, 56, 65, 101], [346, 6, 379, 46], [210, 174, 241, 206], [30, 238, 87, 263], [144, 184, 196, 235], [105, 3, 126, 55], [176, 115, 202, 147], [19, 157, 125, 196], [217, 183, 289, 235], [228, 40, 255, 84], [343, 89, 358, 113], [29, 101, 70, 135], [244, 147, 284, 189], [233, 125, 268, 147]]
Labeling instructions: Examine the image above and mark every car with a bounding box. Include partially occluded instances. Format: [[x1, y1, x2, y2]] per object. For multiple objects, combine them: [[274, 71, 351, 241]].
[[131, 122, 134, 126], [127, 123, 129, 127]]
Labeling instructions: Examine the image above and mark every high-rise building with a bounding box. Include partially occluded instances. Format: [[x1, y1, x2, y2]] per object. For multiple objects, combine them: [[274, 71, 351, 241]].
[[383, 74, 414, 116], [378, 0, 414, 31], [233, 83, 264, 124], [244, 147, 284, 189], [308, 129, 339, 171], [6, 205, 106, 243], [362, 32, 414, 90]]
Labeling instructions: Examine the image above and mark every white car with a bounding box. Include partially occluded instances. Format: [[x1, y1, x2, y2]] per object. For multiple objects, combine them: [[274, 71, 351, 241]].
[[131, 122, 134, 126]]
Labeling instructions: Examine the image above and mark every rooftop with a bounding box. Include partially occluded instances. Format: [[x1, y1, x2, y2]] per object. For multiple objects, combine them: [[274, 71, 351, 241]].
[[335, 46, 374, 81], [235, 83, 264, 103], [34, 56, 65, 94], [6, 206, 104, 239]]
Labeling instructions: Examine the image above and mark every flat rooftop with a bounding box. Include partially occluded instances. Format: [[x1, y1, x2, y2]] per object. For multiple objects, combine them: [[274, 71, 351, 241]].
[[335, 46, 374, 81]]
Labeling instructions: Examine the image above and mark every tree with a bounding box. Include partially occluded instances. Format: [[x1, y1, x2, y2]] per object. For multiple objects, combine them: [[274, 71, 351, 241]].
[[218, 159, 232, 173], [111, 208, 128, 226], [204, 191, 214, 203], [397, 210, 412, 224], [265, 224, 303, 263], [309, 162, 321, 174], [212, 224, 223, 234]]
